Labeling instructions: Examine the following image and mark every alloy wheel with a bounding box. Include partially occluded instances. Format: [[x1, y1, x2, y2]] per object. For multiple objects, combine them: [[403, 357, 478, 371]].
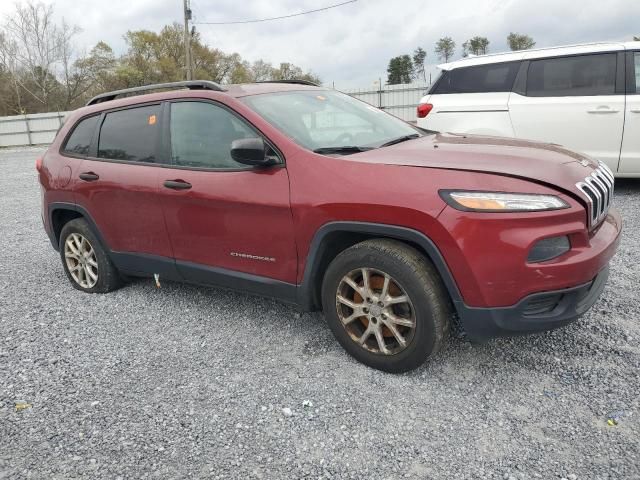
[[335, 267, 416, 355], [64, 233, 99, 289]]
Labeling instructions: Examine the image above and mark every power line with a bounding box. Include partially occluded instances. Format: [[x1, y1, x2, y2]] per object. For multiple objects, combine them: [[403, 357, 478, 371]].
[[194, 0, 357, 25]]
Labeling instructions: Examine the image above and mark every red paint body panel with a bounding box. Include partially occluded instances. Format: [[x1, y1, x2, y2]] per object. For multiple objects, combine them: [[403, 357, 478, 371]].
[[74, 159, 173, 257], [159, 166, 297, 282], [39, 83, 622, 315]]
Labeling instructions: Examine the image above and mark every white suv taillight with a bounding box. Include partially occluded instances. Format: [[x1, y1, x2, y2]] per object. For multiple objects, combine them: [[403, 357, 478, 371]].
[[417, 103, 433, 118]]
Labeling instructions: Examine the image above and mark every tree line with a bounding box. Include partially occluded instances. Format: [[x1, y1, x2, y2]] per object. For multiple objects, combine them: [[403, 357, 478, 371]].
[[0, 1, 320, 116], [387, 32, 536, 85]]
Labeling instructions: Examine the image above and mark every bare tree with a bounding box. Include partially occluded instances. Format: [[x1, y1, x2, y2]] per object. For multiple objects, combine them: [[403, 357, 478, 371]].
[[0, 2, 74, 110], [250, 60, 275, 81]]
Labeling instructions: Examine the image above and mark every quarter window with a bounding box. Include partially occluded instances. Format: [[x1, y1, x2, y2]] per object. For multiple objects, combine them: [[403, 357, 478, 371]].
[[169, 102, 258, 169], [526, 53, 617, 97], [98, 105, 160, 162], [432, 62, 520, 94], [62, 115, 99, 156]]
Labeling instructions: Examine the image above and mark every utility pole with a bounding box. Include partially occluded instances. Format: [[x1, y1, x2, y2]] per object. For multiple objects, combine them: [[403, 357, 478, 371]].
[[183, 0, 193, 80]]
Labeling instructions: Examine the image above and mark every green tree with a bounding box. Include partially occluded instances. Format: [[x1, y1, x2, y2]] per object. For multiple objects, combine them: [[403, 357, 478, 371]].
[[507, 32, 536, 51], [0, 4, 321, 114], [462, 36, 490, 57], [435, 37, 456, 63], [386, 55, 413, 84], [272, 62, 320, 84], [412, 47, 427, 82]]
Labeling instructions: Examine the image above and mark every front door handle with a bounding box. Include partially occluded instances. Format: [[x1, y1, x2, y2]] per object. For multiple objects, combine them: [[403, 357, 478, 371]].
[[630, 109, 640, 113], [587, 107, 619, 114], [163, 179, 192, 190], [79, 172, 99, 181]]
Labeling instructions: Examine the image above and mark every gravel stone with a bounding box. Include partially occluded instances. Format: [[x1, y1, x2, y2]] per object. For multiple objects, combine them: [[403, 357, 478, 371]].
[[1, 149, 639, 479]]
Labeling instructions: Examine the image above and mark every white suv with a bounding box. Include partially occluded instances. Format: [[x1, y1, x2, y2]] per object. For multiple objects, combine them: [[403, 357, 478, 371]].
[[417, 42, 640, 177]]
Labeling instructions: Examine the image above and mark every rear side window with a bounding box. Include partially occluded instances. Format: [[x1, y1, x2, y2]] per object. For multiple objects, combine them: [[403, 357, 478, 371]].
[[98, 105, 160, 162], [526, 53, 617, 97], [62, 115, 99, 156], [433, 62, 520, 94]]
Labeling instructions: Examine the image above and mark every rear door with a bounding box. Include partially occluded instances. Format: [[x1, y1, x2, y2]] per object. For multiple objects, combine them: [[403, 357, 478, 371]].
[[619, 50, 640, 174], [419, 61, 520, 136], [74, 103, 176, 276], [159, 100, 297, 288], [508, 52, 625, 172]]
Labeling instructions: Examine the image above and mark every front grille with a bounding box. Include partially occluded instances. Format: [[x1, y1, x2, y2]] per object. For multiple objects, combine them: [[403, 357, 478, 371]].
[[576, 162, 614, 229]]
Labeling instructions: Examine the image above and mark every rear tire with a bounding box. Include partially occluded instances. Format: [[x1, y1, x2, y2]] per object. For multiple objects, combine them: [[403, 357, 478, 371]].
[[321, 239, 451, 373], [59, 218, 122, 293]]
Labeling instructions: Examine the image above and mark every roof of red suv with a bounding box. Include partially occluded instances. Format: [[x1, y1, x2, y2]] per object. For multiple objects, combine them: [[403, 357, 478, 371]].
[[226, 82, 324, 98], [85, 80, 323, 108]]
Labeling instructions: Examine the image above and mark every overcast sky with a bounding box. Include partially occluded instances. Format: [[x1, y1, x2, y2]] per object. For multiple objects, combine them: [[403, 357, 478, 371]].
[[1, 0, 638, 88]]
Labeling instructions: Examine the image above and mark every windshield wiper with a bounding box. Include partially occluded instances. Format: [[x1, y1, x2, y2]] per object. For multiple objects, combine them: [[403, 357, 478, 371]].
[[313, 146, 374, 155], [379, 133, 421, 148]]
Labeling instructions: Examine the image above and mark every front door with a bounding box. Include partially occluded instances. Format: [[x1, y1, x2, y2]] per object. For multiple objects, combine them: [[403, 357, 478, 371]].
[[509, 52, 625, 173], [74, 103, 175, 276], [619, 51, 640, 174], [159, 100, 297, 289]]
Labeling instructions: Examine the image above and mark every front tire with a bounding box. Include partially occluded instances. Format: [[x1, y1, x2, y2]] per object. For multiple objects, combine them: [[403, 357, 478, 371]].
[[321, 239, 451, 373], [59, 218, 121, 293]]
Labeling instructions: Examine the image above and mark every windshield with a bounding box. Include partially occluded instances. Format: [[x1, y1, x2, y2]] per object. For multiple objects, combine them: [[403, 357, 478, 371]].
[[241, 90, 423, 153]]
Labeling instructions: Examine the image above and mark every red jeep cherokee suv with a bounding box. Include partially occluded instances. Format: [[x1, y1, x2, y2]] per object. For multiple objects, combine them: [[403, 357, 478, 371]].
[[39, 80, 622, 372]]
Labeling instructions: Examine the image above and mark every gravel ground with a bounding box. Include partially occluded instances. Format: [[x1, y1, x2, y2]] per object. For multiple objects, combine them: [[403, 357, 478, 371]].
[[1, 148, 639, 480]]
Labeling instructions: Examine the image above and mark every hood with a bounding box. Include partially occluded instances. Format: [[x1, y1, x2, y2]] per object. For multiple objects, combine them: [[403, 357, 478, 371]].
[[351, 133, 600, 197]]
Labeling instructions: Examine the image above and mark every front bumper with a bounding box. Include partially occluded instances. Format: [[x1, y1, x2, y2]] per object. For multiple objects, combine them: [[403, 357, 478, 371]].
[[457, 265, 609, 340]]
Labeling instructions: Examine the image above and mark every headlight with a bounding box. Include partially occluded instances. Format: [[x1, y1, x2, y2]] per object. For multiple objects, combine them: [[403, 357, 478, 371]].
[[440, 190, 569, 212]]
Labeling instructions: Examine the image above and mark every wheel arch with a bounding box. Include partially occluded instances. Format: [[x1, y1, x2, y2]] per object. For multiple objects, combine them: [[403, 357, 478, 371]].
[[48, 202, 110, 252], [297, 222, 464, 314]]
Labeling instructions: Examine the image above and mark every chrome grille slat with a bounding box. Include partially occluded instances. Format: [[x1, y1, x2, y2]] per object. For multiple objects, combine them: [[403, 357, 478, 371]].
[[576, 162, 614, 230], [594, 169, 613, 209]]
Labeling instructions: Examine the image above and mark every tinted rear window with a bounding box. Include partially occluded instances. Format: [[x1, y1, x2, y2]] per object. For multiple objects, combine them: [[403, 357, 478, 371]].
[[433, 62, 520, 94], [98, 105, 160, 162], [526, 53, 617, 97], [62, 115, 99, 156]]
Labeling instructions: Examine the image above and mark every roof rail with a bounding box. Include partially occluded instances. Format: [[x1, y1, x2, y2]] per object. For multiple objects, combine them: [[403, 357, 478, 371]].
[[256, 79, 320, 87], [86, 80, 226, 106]]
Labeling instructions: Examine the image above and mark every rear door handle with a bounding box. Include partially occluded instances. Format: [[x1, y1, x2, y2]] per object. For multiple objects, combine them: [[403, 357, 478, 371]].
[[587, 107, 619, 114], [79, 172, 99, 181], [163, 179, 192, 190], [630, 109, 640, 113]]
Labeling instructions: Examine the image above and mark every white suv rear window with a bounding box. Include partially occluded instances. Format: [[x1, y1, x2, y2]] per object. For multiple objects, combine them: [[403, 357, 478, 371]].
[[431, 62, 520, 94]]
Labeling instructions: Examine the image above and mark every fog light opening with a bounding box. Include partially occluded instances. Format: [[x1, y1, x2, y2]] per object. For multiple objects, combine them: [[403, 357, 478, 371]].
[[527, 236, 571, 263]]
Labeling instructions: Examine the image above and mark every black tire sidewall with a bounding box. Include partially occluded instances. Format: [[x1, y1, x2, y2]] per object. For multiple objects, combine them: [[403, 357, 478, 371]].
[[59, 219, 119, 293], [322, 244, 444, 373]]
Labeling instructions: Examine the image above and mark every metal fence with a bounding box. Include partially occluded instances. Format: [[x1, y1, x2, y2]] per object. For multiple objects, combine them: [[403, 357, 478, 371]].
[[0, 82, 429, 148], [0, 111, 68, 147], [342, 82, 430, 122]]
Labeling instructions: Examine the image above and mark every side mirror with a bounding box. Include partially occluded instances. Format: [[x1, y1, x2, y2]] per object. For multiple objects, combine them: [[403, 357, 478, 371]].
[[230, 138, 277, 167]]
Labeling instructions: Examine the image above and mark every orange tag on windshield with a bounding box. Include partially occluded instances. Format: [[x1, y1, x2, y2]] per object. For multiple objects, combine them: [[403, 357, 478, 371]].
[[148, 114, 157, 125]]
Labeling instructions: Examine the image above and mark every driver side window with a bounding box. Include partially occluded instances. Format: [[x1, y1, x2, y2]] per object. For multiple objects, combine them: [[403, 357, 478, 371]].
[[170, 101, 257, 169]]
